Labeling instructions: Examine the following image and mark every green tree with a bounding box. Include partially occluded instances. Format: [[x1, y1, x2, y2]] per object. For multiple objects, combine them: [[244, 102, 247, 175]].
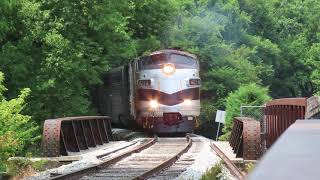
[[239, 0, 319, 97], [305, 43, 320, 94], [221, 83, 270, 139], [0, 0, 177, 123], [0, 72, 39, 171], [166, 0, 270, 126]]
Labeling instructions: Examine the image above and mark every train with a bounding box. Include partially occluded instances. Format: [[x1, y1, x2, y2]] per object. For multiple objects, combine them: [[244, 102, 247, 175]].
[[94, 49, 201, 133]]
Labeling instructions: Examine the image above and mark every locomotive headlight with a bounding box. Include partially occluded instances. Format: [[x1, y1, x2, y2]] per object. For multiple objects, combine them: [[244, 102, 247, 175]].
[[184, 99, 192, 106], [149, 100, 159, 109], [162, 63, 175, 75]]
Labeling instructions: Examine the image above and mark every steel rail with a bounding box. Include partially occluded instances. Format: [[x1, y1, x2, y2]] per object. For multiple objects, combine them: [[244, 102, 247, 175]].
[[51, 137, 157, 180], [210, 143, 245, 180], [132, 135, 192, 180]]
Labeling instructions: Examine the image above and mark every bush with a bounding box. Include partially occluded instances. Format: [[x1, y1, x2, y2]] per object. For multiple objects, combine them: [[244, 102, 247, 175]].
[[0, 72, 40, 171], [222, 83, 270, 138], [201, 162, 225, 180], [6, 159, 50, 177]]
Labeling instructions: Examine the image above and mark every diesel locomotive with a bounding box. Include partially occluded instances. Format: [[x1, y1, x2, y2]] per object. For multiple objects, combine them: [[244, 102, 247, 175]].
[[95, 49, 201, 133]]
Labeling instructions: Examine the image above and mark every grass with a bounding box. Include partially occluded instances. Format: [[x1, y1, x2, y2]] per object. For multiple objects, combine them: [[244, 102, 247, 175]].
[[6, 158, 50, 175], [218, 132, 231, 141], [6, 158, 63, 179], [201, 161, 227, 180], [234, 161, 256, 173], [244, 162, 255, 173]]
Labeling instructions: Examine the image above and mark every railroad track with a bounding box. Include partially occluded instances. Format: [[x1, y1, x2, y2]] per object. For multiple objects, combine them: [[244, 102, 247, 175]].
[[149, 137, 204, 179], [52, 136, 192, 180], [210, 142, 245, 180]]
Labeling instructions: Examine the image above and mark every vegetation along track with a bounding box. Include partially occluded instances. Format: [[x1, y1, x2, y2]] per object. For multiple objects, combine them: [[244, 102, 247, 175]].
[[211, 143, 245, 180], [52, 135, 192, 180]]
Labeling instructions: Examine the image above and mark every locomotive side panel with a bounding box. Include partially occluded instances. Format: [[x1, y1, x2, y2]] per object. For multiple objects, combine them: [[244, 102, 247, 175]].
[[128, 59, 139, 120], [98, 66, 131, 125]]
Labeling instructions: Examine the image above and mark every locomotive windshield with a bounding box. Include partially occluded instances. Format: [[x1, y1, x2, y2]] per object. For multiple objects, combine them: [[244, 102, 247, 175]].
[[139, 53, 198, 70]]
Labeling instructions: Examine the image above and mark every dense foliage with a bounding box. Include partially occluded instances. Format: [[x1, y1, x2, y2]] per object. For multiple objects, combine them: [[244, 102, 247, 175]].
[[166, 1, 272, 126], [0, 72, 39, 171], [1, 0, 320, 168], [165, 0, 320, 130], [220, 83, 270, 139], [168, 0, 269, 104], [0, 0, 177, 122]]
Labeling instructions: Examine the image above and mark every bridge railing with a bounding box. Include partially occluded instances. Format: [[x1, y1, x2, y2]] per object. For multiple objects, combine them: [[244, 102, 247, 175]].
[[229, 117, 261, 160], [264, 98, 306, 148], [42, 116, 113, 157]]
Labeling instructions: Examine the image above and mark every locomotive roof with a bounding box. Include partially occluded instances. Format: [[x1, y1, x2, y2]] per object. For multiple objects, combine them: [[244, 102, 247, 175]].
[[149, 49, 197, 59]]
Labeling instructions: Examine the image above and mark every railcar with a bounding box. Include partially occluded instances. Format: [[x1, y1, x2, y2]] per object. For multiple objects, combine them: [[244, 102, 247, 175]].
[[94, 49, 201, 133]]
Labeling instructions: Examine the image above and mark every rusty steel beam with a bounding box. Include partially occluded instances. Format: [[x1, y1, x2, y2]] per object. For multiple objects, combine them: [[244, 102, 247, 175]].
[[229, 118, 241, 153], [42, 116, 113, 157], [248, 120, 320, 180], [265, 98, 307, 106], [242, 119, 261, 160], [229, 117, 261, 160], [211, 143, 245, 180], [264, 98, 307, 148]]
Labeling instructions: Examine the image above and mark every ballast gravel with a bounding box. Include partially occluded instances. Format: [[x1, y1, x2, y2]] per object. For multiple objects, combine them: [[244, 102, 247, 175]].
[[175, 138, 215, 179], [176, 137, 237, 180]]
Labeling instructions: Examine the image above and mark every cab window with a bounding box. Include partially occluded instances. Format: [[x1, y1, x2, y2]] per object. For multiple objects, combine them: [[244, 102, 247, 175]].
[[170, 54, 198, 69], [139, 53, 198, 70]]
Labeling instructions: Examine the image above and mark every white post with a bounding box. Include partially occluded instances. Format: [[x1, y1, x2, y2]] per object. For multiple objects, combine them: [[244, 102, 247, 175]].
[[215, 122, 221, 141]]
